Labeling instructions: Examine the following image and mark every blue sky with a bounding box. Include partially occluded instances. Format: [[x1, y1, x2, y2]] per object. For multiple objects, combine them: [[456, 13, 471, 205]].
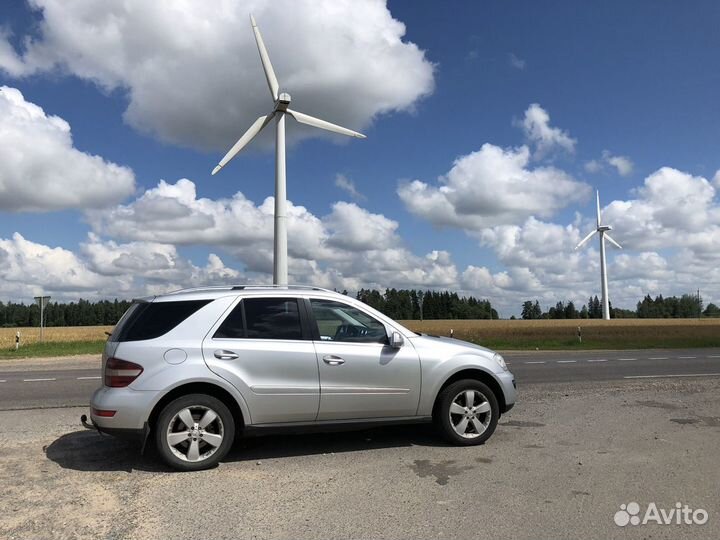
[[1, 0, 719, 316]]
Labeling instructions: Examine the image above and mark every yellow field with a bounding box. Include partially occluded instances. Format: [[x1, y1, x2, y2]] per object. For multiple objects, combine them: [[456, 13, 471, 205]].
[[0, 326, 112, 347], [1, 318, 719, 350], [400, 318, 720, 349]]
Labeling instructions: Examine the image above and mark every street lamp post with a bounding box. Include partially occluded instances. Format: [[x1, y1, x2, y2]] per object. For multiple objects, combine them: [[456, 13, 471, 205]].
[[33, 295, 51, 342]]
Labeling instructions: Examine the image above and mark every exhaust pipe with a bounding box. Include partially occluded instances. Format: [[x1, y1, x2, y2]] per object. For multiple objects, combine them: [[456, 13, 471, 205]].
[[80, 414, 96, 431]]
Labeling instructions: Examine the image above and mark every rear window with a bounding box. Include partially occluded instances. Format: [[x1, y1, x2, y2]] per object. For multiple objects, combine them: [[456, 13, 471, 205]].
[[112, 300, 211, 342], [214, 298, 302, 340]]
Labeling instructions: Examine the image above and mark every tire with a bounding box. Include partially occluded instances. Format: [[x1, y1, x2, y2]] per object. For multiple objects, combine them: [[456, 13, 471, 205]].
[[155, 393, 235, 471], [433, 379, 499, 446]]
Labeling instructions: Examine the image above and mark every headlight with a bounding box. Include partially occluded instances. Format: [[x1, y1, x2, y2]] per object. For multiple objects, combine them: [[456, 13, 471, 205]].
[[493, 353, 508, 371]]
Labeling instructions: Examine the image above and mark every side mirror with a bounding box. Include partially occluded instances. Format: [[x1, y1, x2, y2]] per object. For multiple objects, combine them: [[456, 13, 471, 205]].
[[389, 331, 404, 349]]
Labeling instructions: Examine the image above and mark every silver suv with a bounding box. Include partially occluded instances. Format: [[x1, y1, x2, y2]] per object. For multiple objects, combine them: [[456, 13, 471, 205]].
[[86, 286, 516, 471]]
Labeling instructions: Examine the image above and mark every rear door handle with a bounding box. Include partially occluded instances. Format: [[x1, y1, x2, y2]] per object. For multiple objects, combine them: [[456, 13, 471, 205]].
[[214, 350, 239, 360], [323, 355, 345, 366]]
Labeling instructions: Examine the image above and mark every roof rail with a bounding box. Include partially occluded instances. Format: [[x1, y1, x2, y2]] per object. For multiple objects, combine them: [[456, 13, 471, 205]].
[[165, 286, 235, 295], [165, 284, 337, 295], [231, 284, 335, 293]]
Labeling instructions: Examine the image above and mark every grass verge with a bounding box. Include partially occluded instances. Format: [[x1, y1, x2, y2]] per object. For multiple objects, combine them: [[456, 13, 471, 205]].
[[0, 340, 105, 359]]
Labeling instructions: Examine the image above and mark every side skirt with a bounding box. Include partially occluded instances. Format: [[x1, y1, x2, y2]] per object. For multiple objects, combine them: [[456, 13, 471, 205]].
[[243, 416, 432, 437]]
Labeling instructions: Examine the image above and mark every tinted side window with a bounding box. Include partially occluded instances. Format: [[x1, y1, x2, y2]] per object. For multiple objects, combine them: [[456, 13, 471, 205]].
[[243, 298, 302, 340], [116, 300, 211, 342], [214, 301, 245, 339], [310, 299, 387, 344]]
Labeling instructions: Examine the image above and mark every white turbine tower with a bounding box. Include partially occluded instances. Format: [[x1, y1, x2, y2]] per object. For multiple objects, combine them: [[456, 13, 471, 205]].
[[212, 15, 366, 286], [575, 190, 622, 320]]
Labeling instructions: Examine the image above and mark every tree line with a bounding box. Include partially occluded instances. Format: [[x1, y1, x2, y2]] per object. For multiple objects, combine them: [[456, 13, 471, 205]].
[[0, 299, 133, 328], [355, 288, 498, 320], [2, 291, 717, 327], [520, 294, 718, 320], [1, 289, 498, 327]]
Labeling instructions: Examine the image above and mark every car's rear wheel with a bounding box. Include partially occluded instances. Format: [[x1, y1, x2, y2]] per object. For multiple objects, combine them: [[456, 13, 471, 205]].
[[434, 379, 499, 445], [155, 394, 235, 471]]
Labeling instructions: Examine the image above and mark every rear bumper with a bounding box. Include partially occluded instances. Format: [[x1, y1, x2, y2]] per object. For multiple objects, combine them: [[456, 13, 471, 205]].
[[90, 386, 158, 431]]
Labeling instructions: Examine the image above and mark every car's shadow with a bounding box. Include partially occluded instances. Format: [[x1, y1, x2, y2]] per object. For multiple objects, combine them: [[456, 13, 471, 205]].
[[45, 423, 450, 473]]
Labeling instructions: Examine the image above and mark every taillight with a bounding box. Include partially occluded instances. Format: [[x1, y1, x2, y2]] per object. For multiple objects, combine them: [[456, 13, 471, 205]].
[[92, 408, 116, 417], [105, 357, 143, 388]]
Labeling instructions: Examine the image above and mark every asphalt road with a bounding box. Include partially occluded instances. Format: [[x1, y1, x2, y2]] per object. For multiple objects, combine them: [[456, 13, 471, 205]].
[[1, 348, 719, 410]]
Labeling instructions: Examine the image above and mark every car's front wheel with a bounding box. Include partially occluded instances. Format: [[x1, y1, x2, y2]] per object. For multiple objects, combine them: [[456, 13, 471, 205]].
[[155, 394, 235, 471], [434, 379, 499, 445]]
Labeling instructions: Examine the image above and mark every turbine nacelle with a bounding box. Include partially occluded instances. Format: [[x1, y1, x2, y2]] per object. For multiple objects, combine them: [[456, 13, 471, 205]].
[[275, 92, 291, 112], [598, 225, 612, 232]]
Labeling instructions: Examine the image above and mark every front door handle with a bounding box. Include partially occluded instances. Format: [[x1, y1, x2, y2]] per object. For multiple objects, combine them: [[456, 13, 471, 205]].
[[323, 355, 345, 366], [214, 350, 239, 360]]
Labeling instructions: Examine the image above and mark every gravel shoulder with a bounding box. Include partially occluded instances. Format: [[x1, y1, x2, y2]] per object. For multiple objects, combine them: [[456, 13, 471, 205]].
[[1, 378, 719, 540]]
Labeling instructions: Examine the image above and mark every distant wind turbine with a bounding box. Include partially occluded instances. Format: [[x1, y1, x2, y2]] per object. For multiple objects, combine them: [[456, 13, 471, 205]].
[[575, 190, 622, 320], [212, 15, 366, 285]]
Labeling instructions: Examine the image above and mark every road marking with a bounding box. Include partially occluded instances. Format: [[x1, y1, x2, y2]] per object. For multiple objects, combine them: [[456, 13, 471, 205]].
[[618, 358, 637, 361], [624, 373, 720, 379], [525, 361, 546, 364], [76, 376, 101, 380], [22, 378, 56, 382], [557, 360, 576, 363], [678, 356, 696, 359], [0, 380, 6, 383], [649, 357, 668, 360], [708, 355, 720, 358], [587, 359, 607, 362]]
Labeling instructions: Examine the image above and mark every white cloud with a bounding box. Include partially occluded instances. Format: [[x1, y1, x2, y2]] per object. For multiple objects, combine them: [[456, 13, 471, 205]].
[[508, 53, 526, 70], [606, 153, 633, 176], [0, 233, 126, 297], [84, 178, 456, 293], [334, 174, 366, 201], [325, 202, 398, 251], [585, 150, 634, 177], [517, 103, 576, 158], [0, 86, 135, 212], [81, 234, 240, 286], [0, 232, 244, 301], [0, 0, 434, 151], [603, 167, 720, 251], [398, 143, 591, 229], [86, 178, 329, 262], [461, 165, 720, 313], [584, 160, 602, 173]]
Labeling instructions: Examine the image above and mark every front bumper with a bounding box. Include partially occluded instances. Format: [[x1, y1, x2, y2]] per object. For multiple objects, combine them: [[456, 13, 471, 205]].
[[496, 370, 517, 413]]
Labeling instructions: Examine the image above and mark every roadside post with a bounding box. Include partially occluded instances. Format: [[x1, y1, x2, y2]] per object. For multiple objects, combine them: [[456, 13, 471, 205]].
[[15, 330, 20, 350]]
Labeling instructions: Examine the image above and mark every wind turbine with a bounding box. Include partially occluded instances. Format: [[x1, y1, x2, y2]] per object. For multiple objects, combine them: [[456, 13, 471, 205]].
[[575, 190, 622, 320], [212, 15, 366, 286]]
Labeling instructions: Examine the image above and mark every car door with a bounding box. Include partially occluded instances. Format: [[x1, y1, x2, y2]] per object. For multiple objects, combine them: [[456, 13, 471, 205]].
[[307, 297, 421, 421], [203, 296, 320, 424]]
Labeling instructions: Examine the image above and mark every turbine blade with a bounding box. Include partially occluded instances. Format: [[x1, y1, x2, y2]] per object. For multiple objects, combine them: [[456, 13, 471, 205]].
[[575, 230, 597, 250], [250, 15, 279, 101], [286, 108, 366, 139], [596, 190, 601, 228], [605, 233, 622, 249], [212, 113, 275, 175]]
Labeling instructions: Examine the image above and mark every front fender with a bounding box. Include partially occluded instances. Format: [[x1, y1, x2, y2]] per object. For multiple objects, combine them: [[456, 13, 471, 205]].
[[417, 354, 507, 416]]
